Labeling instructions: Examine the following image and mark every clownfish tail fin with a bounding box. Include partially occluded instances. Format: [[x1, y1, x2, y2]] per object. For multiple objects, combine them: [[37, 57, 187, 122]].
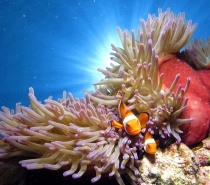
[[111, 120, 124, 129]]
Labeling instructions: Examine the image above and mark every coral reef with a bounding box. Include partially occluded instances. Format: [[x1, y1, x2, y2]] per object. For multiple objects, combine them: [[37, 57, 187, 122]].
[[140, 143, 199, 184], [199, 166, 210, 185], [139, 136, 210, 184], [193, 135, 210, 184], [193, 135, 210, 166], [0, 8, 209, 185]]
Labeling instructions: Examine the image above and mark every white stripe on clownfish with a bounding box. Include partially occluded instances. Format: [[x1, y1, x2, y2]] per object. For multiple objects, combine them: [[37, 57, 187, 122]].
[[112, 91, 146, 136], [143, 130, 159, 154]]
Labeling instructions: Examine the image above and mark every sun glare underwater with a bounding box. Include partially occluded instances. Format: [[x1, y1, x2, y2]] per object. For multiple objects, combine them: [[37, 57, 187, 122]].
[[0, 0, 210, 185], [0, 0, 209, 109]]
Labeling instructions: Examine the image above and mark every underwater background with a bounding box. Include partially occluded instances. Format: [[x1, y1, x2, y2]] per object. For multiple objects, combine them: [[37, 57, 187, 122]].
[[0, 0, 210, 110], [0, 1, 210, 185]]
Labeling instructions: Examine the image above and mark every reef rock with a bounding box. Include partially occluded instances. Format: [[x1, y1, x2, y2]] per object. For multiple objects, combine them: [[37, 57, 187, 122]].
[[198, 166, 210, 185], [193, 135, 210, 184], [193, 135, 210, 166], [139, 143, 200, 184]]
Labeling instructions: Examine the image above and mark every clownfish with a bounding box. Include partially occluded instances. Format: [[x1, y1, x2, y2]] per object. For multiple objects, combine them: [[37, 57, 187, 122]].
[[143, 130, 159, 154], [111, 91, 149, 135], [111, 91, 159, 154]]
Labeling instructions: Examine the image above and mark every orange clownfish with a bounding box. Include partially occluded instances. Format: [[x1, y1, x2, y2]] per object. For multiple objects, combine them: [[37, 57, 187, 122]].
[[143, 130, 159, 154], [111, 91, 149, 136], [111, 91, 158, 154]]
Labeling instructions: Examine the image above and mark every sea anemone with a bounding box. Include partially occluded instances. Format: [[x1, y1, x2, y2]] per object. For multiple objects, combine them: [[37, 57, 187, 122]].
[[182, 37, 210, 69], [0, 8, 197, 185], [0, 88, 147, 184], [118, 8, 197, 56], [89, 8, 195, 142]]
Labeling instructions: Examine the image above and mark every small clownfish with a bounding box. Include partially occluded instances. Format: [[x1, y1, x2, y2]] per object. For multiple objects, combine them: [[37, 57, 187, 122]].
[[111, 91, 149, 136], [143, 130, 159, 154]]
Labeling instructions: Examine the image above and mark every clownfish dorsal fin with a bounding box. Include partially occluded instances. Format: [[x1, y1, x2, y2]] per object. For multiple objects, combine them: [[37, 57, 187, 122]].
[[111, 120, 124, 129], [138, 112, 149, 129], [116, 91, 124, 119], [119, 102, 131, 120], [144, 129, 152, 141]]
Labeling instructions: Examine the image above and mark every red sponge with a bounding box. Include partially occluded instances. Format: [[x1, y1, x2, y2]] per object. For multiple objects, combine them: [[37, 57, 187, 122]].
[[159, 54, 210, 146]]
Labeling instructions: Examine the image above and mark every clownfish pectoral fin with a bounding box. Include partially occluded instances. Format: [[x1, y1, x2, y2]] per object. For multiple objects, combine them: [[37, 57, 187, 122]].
[[138, 112, 149, 128], [111, 120, 124, 129]]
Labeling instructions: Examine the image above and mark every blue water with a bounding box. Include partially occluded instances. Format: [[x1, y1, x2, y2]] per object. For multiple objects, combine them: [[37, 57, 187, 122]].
[[0, 0, 210, 109]]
